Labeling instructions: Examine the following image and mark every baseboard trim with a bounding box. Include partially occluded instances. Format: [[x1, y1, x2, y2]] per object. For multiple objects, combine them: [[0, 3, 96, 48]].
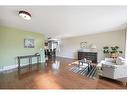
[[0, 61, 44, 72], [0, 64, 26, 72]]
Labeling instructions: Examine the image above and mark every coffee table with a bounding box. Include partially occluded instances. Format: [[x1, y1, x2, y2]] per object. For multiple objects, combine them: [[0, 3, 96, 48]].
[[77, 59, 98, 78]]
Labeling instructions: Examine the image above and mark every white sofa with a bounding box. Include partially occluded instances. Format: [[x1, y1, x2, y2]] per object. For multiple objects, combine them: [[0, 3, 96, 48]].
[[99, 57, 127, 79]]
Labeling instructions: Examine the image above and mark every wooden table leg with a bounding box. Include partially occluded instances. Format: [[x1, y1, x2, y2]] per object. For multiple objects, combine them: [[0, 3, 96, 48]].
[[37, 56, 40, 70], [29, 57, 32, 71], [37, 56, 39, 64], [18, 57, 20, 72]]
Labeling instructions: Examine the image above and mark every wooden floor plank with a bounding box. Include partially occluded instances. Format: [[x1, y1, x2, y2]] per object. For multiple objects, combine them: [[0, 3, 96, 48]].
[[0, 57, 126, 89]]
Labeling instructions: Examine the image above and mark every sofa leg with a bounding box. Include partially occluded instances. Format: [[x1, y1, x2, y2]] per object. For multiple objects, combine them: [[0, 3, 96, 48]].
[[123, 82, 127, 86], [98, 75, 103, 79]]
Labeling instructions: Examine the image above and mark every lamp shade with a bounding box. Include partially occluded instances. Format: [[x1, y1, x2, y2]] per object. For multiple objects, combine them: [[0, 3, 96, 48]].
[[91, 44, 97, 49]]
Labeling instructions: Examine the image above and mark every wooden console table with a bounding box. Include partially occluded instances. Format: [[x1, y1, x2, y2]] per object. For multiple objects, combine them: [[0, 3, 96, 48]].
[[78, 51, 97, 63], [17, 54, 40, 71]]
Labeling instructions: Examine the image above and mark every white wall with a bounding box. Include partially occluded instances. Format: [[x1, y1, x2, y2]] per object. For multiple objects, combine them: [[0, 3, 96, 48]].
[[125, 29, 127, 59], [57, 30, 126, 62]]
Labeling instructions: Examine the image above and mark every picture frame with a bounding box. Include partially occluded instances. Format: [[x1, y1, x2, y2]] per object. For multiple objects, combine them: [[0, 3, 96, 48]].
[[24, 39, 35, 48], [80, 41, 87, 48]]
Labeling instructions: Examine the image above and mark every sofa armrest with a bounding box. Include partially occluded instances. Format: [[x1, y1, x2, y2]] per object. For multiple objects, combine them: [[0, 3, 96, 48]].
[[114, 65, 127, 79], [102, 64, 127, 79], [102, 64, 115, 79]]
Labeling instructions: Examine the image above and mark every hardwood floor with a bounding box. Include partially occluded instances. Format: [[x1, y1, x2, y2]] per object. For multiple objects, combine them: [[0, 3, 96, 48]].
[[0, 57, 126, 89]]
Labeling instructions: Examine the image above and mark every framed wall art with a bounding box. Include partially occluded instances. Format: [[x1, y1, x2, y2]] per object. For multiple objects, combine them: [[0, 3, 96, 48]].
[[24, 39, 35, 48], [80, 41, 87, 48]]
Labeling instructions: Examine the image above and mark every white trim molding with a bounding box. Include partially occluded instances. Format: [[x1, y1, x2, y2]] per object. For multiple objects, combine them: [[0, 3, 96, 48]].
[[125, 28, 127, 60], [0, 64, 18, 72], [0, 62, 44, 72]]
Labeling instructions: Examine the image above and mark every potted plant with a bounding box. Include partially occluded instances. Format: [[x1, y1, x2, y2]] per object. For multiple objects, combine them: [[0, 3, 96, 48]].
[[103, 46, 123, 58], [103, 46, 110, 57], [110, 46, 123, 58]]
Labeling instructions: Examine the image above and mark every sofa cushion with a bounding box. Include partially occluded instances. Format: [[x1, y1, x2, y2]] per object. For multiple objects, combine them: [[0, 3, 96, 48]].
[[116, 57, 126, 65], [105, 58, 116, 63], [102, 63, 117, 69]]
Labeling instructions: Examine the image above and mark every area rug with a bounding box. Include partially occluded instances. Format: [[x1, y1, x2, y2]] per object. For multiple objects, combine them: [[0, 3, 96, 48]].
[[69, 65, 98, 80]]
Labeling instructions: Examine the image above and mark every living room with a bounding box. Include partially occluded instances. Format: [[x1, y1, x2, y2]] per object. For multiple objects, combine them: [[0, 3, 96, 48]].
[[0, 4, 127, 91]]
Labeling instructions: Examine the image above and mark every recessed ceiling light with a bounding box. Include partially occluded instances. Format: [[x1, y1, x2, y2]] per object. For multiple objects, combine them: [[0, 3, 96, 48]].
[[19, 10, 31, 20]]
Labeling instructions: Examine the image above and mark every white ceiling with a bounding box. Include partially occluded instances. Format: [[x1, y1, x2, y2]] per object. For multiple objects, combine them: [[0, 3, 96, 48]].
[[0, 6, 127, 39]]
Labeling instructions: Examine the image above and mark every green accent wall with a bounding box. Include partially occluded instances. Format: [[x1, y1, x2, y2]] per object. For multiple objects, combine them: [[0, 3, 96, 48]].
[[0, 26, 45, 68]]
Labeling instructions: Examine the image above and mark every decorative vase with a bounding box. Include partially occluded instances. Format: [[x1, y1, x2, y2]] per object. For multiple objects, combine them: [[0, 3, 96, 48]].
[[111, 53, 119, 59]]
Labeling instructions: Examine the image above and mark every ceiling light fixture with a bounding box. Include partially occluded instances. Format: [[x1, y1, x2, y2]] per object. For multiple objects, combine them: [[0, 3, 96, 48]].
[[19, 10, 31, 20]]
